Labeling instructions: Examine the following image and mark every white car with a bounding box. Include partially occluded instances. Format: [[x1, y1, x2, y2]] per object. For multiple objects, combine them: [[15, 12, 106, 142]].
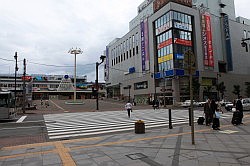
[[181, 100, 199, 107], [225, 98, 250, 111]]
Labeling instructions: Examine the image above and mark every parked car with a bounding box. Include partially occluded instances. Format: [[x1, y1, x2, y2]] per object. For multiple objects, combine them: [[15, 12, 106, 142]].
[[219, 99, 232, 106], [181, 100, 199, 107], [225, 98, 250, 111]]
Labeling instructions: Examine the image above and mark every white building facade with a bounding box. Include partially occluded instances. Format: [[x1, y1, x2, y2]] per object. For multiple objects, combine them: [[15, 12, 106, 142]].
[[104, 0, 250, 104]]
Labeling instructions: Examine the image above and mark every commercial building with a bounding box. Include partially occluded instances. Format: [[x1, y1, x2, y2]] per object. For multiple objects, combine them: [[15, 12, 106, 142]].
[[104, 0, 250, 104], [0, 74, 105, 102]]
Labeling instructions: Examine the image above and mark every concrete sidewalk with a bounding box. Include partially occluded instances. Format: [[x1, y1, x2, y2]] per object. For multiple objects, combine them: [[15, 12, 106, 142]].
[[0, 114, 250, 166]]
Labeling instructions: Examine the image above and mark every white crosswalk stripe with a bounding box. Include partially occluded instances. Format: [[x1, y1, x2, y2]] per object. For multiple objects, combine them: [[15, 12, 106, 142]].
[[44, 109, 233, 140]]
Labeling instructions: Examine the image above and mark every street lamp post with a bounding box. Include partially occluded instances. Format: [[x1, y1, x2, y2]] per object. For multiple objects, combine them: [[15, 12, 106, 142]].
[[96, 55, 106, 110], [14, 52, 18, 109], [241, 38, 250, 52], [68, 48, 83, 102], [128, 85, 131, 102]]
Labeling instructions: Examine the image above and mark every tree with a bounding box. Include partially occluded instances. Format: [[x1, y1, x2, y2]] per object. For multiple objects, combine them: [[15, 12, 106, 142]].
[[203, 85, 213, 99], [184, 78, 200, 101], [245, 84, 250, 97], [216, 82, 226, 100], [232, 85, 241, 98]]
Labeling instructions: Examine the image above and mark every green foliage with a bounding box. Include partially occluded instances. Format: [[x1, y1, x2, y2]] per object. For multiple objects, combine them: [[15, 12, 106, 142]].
[[245, 84, 250, 97], [216, 82, 226, 99], [232, 85, 241, 98]]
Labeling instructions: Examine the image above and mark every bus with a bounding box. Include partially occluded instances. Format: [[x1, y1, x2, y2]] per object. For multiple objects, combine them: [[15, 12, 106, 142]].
[[0, 91, 16, 120]]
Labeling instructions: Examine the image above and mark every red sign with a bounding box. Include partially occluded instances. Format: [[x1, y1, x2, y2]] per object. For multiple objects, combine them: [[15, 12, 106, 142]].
[[154, 0, 192, 12], [202, 13, 214, 67], [174, 38, 192, 46], [22, 76, 32, 81], [158, 38, 172, 49]]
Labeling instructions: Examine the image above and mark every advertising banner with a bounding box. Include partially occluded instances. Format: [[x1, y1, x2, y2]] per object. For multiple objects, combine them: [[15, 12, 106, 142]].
[[201, 12, 214, 68], [174, 38, 192, 46], [157, 38, 172, 49], [153, 0, 192, 12], [223, 15, 233, 71], [141, 19, 150, 71], [105, 47, 109, 80]]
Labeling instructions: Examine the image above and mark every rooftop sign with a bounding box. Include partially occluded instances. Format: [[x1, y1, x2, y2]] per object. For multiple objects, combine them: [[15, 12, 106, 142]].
[[153, 0, 192, 12]]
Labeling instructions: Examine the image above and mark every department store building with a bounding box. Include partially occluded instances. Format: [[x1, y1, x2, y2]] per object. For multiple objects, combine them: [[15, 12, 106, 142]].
[[104, 0, 250, 104]]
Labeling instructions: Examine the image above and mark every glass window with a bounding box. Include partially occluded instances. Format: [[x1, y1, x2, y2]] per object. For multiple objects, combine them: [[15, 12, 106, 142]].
[[159, 63, 162, 71], [166, 31, 169, 40], [161, 48, 164, 57], [166, 12, 169, 22], [163, 47, 167, 55], [177, 13, 181, 22], [169, 29, 172, 38], [181, 13, 185, 23], [170, 44, 173, 54], [185, 15, 188, 24], [155, 20, 158, 29], [174, 11, 177, 20], [158, 50, 161, 58], [163, 32, 166, 41], [163, 14, 166, 24], [161, 16, 164, 26], [188, 16, 191, 24]]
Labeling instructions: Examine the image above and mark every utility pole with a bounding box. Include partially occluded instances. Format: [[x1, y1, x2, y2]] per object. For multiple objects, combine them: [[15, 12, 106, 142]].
[[14, 52, 18, 110], [184, 50, 196, 145], [22, 58, 26, 113]]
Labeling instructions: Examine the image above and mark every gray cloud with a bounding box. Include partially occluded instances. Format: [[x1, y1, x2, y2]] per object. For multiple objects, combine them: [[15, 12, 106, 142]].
[[0, 0, 249, 82]]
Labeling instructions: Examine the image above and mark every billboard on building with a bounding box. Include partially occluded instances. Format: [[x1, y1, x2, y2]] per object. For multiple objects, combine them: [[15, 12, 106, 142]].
[[105, 46, 109, 81], [223, 15, 233, 71], [140, 19, 150, 71], [153, 0, 192, 12], [201, 12, 214, 68]]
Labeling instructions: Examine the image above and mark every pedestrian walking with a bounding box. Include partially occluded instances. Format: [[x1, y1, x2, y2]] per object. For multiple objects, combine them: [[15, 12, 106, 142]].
[[125, 101, 133, 118], [236, 96, 243, 124], [204, 99, 212, 126]]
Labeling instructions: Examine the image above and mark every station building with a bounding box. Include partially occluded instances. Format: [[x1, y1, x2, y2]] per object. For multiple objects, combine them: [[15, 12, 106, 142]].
[[104, 0, 250, 104]]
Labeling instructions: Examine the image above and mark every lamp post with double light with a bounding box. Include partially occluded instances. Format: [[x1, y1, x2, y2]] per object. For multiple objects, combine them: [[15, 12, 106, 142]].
[[68, 48, 83, 102]]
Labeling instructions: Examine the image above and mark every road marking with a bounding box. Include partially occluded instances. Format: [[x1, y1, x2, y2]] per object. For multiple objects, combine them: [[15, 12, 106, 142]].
[[55, 142, 76, 166], [50, 100, 65, 111], [3, 137, 101, 150], [16, 116, 27, 123]]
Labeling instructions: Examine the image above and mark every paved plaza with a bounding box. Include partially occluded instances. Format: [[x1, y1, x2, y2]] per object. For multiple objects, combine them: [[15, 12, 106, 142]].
[[0, 99, 250, 165]]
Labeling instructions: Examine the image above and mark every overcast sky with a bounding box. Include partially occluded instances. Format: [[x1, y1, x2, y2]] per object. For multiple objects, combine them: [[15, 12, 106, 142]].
[[0, 0, 249, 82]]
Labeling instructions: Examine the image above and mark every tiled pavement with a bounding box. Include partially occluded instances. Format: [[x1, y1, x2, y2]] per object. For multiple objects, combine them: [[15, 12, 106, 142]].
[[0, 114, 250, 166]]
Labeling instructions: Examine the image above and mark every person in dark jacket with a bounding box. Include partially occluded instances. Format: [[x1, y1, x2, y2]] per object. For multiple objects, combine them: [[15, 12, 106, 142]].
[[204, 99, 212, 126], [236, 96, 243, 124]]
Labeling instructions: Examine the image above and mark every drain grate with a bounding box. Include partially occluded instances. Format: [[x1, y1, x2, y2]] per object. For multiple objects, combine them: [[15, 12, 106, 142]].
[[126, 153, 147, 160]]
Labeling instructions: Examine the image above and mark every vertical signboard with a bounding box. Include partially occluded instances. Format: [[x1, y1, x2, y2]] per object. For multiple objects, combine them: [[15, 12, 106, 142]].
[[105, 46, 109, 80], [144, 18, 150, 71], [201, 12, 214, 68], [140, 19, 150, 72], [223, 15, 233, 71]]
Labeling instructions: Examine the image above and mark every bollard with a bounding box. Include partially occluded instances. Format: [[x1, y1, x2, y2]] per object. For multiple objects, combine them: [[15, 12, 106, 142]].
[[169, 109, 173, 129], [189, 108, 191, 126]]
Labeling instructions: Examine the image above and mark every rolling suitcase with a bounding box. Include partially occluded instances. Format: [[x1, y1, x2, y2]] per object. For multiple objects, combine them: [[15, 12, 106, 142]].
[[197, 117, 205, 125]]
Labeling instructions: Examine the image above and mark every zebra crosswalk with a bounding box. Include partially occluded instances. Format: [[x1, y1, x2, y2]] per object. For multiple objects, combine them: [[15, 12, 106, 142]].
[[44, 109, 233, 140]]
